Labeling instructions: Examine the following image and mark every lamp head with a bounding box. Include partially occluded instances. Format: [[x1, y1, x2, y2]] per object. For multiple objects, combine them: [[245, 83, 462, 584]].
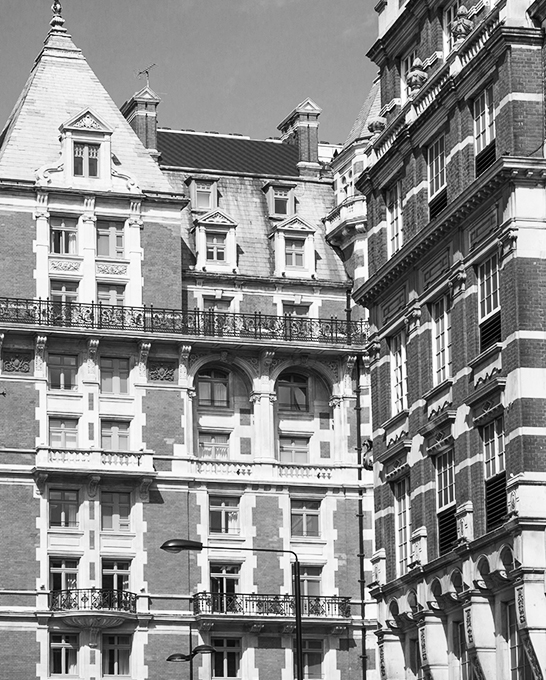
[[192, 645, 215, 654], [167, 653, 192, 663], [160, 538, 204, 553]]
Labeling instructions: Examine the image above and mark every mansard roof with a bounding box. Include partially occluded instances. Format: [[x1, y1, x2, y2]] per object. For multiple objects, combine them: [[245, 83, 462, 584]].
[[0, 23, 172, 194], [157, 129, 300, 176]]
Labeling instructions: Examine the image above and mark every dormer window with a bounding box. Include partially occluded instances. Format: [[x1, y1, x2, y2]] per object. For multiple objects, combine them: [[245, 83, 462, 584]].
[[263, 181, 296, 218], [74, 142, 99, 178], [270, 215, 316, 279], [186, 177, 219, 212], [193, 209, 237, 272], [59, 109, 113, 188]]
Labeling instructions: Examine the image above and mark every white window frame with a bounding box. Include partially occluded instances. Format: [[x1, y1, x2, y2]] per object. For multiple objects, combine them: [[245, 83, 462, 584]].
[[50, 557, 79, 591], [189, 179, 218, 211], [264, 182, 296, 218], [101, 420, 130, 452], [279, 435, 309, 464], [454, 620, 471, 680], [209, 496, 240, 535], [49, 489, 79, 528], [59, 109, 113, 187], [428, 135, 446, 199], [73, 141, 100, 178], [101, 491, 131, 532], [50, 216, 78, 255], [49, 417, 78, 449], [212, 637, 241, 679], [436, 449, 455, 511], [432, 295, 452, 385], [473, 85, 495, 155], [300, 566, 322, 597], [198, 432, 230, 459], [197, 368, 230, 408], [482, 415, 505, 479], [387, 181, 403, 255], [478, 252, 500, 322], [393, 477, 411, 576], [97, 220, 124, 259], [51, 280, 78, 304], [48, 354, 78, 391], [102, 560, 130, 592], [98, 283, 125, 307], [102, 634, 131, 677], [100, 357, 130, 394], [443, 0, 462, 55], [400, 49, 417, 104], [50, 633, 79, 676], [291, 499, 320, 538], [390, 330, 408, 414]]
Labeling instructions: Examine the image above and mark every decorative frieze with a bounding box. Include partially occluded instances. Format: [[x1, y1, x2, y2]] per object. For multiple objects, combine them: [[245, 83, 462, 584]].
[[50, 259, 81, 272], [2, 352, 32, 374], [96, 262, 128, 276], [148, 360, 176, 382]]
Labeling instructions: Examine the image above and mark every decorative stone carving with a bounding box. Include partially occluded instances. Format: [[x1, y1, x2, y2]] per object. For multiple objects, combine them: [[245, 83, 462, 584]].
[[406, 58, 428, 95], [34, 471, 49, 495], [419, 627, 427, 664], [138, 342, 151, 377], [455, 501, 474, 543], [139, 476, 154, 501], [127, 216, 143, 229], [35, 160, 64, 186], [410, 526, 428, 567], [96, 263, 128, 276], [3, 352, 32, 373], [449, 263, 467, 297], [88, 475, 101, 498], [405, 305, 422, 335], [269, 393, 278, 403], [367, 116, 387, 136], [73, 114, 102, 130], [187, 388, 196, 400], [249, 392, 262, 404], [498, 227, 518, 260], [87, 339, 100, 378], [50, 259, 81, 272], [365, 338, 381, 364], [111, 168, 139, 192], [35, 336, 47, 375], [451, 5, 473, 46], [34, 191, 49, 219], [178, 344, 192, 381], [465, 608, 473, 645], [507, 487, 519, 517], [148, 361, 176, 382], [329, 396, 342, 408]]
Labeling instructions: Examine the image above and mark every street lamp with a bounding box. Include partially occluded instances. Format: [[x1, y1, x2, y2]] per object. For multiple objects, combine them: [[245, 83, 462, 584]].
[[167, 644, 215, 680], [160, 538, 304, 680]]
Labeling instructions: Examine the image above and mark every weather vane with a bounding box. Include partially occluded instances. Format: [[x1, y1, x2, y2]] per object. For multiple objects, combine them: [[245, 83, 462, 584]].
[[137, 63, 157, 88]]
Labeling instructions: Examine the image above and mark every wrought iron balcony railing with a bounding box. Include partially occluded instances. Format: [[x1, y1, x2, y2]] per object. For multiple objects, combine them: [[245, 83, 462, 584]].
[[193, 592, 351, 618], [0, 297, 368, 346], [49, 588, 137, 614]]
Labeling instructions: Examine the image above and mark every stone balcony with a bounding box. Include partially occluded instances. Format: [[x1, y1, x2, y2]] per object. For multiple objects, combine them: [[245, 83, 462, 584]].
[[35, 447, 156, 475], [323, 195, 367, 237]]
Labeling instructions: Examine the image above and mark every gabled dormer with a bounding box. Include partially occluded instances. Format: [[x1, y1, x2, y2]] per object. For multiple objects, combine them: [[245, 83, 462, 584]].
[[193, 209, 238, 273], [269, 215, 316, 279], [60, 108, 114, 187]]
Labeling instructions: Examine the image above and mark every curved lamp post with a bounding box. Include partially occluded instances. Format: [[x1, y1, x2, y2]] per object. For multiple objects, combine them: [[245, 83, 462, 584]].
[[160, 538, 304, 680], [167, 642, 215, 680]]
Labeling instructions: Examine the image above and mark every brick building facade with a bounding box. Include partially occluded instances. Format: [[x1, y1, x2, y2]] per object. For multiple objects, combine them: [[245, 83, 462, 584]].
[[0, 6, 376, 680], [348, 0, 546, 678]]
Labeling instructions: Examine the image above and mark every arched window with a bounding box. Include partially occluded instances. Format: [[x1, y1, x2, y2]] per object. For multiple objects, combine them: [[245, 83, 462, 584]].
[[277, 372, 309, 411], [197, 368, 229, 407]]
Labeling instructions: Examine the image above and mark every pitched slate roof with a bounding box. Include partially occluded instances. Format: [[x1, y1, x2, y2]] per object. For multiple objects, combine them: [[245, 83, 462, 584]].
[[157, 130, 300, 176], [0, 24, 172, 194], [343, 76, 381, 149]]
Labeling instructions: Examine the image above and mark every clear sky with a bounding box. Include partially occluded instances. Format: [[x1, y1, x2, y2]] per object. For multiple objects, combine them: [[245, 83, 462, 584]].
[[0, 0, 378, 146]]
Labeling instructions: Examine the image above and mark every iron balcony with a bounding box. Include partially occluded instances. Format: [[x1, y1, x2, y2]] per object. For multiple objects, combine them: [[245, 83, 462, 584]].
[[49, 588, 138, 614], [0, 297, 368, 347], [193, 592, 351, 618]]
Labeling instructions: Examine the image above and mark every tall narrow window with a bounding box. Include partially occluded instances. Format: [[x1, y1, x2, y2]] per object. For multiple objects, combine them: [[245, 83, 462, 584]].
[[300, 567, 322, 615], [483, 416, 507, 532], [210, 564, 240, 614], [428, 136, 446, 199], [474, 86, 495, 175], [97, 221, 124, 258], [101, 492, 131, 532], [390, 331, 407, 414], [302, 639, 323, 680], [49, 418, 78, 449], [195, 181, 214, 210], [50, 217, 77, 255], [197, 368, 229, 407], [50, 633, 78, 675], [102, 634, 131, 676], [454, 621, 471, 680], [432, 295, 452, 384], [278, 372, 309, 411], [50, 558, 78, 591], [506, 602, 533, 680], [387, 182, 403, 254], [212, 638, 241, 678], [443, 0, 461, 54], [393, 477, 411, 575], [291, 499, 320, 538], [274, 187, 290, 215], [74, 142, 99, 178], [49, 489, 78, 528], [436, 450, 457, 555], [49, 355, 78, 391], [209, 496, 240, 535], [206, 232, 226, 262], [400, 49, 417, 104], [102, 560, 130, 592], [285, 238, 305, 268], [100, 357, 129, 394], [478, 253, 501, 352]]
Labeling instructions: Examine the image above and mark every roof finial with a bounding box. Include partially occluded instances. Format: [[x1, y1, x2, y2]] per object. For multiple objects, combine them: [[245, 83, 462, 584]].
[[50, 0, 66, 30]]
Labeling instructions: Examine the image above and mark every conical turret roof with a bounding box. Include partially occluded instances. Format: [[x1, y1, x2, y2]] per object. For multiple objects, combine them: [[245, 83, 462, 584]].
[[0, 14, 172, 194]]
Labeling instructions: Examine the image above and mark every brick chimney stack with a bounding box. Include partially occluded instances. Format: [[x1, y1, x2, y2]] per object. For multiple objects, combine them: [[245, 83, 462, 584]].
[[277, 98, 322, 177], [121, 86, 161, 161]]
